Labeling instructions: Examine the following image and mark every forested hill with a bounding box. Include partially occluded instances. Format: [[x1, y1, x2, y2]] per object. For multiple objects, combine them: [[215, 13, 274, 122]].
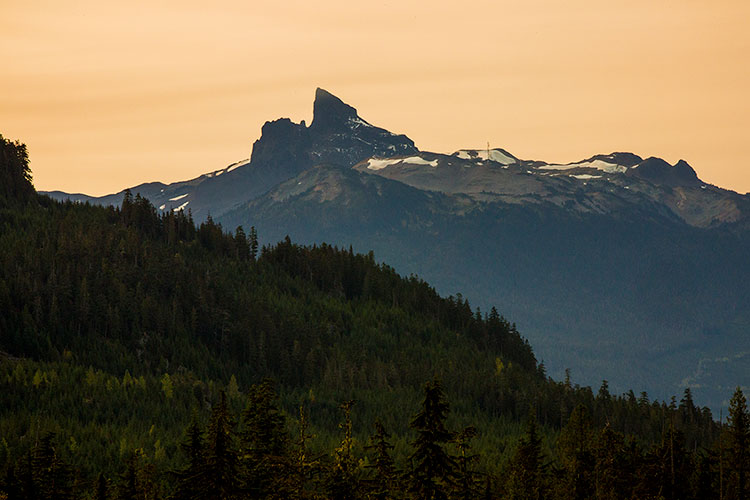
[[2, 134, 746, 499]]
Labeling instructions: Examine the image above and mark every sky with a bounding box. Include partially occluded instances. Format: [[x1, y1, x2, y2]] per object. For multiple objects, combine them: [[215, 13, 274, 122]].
[[2, 0, 749, 196]]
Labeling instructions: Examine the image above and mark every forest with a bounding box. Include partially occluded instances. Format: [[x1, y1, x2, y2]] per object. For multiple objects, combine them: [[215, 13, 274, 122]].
[[1, 133, 749, 498]]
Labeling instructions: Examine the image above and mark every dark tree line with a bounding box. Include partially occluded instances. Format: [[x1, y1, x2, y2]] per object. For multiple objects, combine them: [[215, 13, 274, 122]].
[[2, 381, 749, 499]]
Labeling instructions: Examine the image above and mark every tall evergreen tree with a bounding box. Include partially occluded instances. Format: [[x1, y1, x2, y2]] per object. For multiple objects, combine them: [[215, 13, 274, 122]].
[[593, 426, 632, 500], [556, 404, 594, 500], [173, 412, 208, 500], [204, 391, 240, 499], [728, 387, 750, 500], [234, 226, 250, 261], [326, 400, 361, 500], [287, 405, 319, 500], [249, 226, 259, 261], [407, 379, 456, 500], [239, 379, 289, 499], [505, 411, 546, 500], [452, 426, 481, 500], [365, 420, 399, 500]]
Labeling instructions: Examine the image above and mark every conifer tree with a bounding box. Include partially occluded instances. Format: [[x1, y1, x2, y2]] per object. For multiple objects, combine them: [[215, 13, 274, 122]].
[[204, 391, 240, 499], [452, 426, 481, 500], [239, 379, 289, 499], [408, 379, 456, 500], [365, 419, 399, 500], [234, 226, 249, 261], [173, 412, 208, 500], [728, 387, 750, 500], [326, 400, 361, 500], [693, 450, 716, 500], [593, 426, 631, 500], [556, 404, 594, 500], [288, 405, 318, 500], [505, 411, 546, 500], [249, 226, 259, 261]]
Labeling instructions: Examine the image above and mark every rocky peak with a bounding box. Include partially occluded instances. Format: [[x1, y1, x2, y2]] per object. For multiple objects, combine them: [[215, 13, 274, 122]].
[[630, 157, 701, 187], [310, 88, 359, 133], [305, 88, 418, 166], [250, 118, 311, 170]]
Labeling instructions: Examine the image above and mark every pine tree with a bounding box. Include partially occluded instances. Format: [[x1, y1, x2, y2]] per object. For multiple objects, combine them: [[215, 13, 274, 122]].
[[505, 411, 546, 500], [234, 226, 249, 261], [249, 226, 259, 261], [239, 379, 289, 499], [728, 387, 750, 500], [556, 404, 594, 500], [173, 412, 208, 500], [204, 391, 240, 499], [326, 400, 361, 500], [593, 426, 632, 500], [452, 426, 481, 500], [365, 419, 399, 500], [287, 405, 318, 500], [408, 379, 456, 500]]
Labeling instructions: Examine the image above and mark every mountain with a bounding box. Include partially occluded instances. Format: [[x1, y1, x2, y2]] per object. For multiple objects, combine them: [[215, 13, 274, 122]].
[[45, 90, 750, 411], [45, 88, 417, 221]]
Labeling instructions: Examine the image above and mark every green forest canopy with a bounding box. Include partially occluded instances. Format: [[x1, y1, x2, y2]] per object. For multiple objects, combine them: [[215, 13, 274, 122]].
[[1, 134, 747, 499]]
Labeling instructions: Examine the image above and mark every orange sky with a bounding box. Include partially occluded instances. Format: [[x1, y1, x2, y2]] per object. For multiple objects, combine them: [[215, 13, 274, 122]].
[[2, 0, 749, 196]]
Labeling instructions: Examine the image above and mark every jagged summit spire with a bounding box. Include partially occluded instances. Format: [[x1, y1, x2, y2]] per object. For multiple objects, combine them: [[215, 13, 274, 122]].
[[310, 88, 359, 132]]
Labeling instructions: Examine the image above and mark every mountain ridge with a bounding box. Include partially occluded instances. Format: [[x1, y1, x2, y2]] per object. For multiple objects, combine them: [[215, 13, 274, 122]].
[[44, 89, 750, 230], [42, 89, 750, 411]]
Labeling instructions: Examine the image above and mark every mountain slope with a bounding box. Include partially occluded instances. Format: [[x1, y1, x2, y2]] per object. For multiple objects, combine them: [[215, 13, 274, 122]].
[[220, 163, 750, 410], [43, 89, 750, 411], [353, 149, 750, 229]]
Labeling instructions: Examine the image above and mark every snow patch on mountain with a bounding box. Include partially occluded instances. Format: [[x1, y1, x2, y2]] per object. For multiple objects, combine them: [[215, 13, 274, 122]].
[[366, 156, 439, 170], [169, 193, 188, 202], [173, 201, 189, 212], [538, 159, 627, 174], [454, 149, 516, 165], [570, 174, 602, 180]]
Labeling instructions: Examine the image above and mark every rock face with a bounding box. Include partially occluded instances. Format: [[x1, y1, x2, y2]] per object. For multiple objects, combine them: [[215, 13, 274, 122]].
[[307, 88, 418, 167], [249, 118, 312, 179], [629, 157, 701, 187], [249, 88, 418, 176], [309, 87, 359, 133]]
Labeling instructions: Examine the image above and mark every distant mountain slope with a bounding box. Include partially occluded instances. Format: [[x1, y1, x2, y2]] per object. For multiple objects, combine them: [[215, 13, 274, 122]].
[[220, 163, 750, 410], [44, 89, 750, 411], [352, 149, 750, 229]]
